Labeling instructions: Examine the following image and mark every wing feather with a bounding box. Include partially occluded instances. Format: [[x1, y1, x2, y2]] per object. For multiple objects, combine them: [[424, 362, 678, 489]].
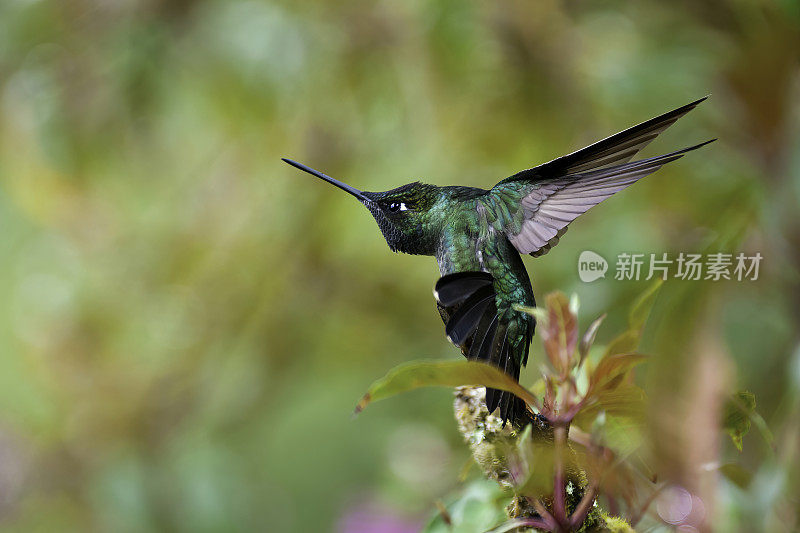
[[501, 97, 708, 182], [489, 99, 712, 256], [507, 140, 714, 255], [444, 285, 495, 346], [433, 271, 493, 307], [434, 272, 531, 425]]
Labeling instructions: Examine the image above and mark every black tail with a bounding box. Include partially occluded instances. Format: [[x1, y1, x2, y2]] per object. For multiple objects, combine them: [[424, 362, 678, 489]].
[[434, 271, 534, 426]]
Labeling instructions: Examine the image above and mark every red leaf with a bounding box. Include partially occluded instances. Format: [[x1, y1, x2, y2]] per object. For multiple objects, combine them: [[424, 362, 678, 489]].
[[542, 292, 578, 376]]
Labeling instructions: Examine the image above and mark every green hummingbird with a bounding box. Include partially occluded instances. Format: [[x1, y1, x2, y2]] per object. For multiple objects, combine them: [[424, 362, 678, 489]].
[[283, 97, 713, 426]]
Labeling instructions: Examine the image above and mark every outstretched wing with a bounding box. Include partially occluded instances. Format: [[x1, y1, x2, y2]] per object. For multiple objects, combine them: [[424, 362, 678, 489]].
[[506, 141, 713, 256], [500, 96, 708, 183], [489, 98, 713, 257], [434, 272, 532, 425]]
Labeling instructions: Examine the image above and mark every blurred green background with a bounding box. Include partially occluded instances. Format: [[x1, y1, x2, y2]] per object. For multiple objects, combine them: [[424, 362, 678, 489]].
[[0, 0, 798, 531]]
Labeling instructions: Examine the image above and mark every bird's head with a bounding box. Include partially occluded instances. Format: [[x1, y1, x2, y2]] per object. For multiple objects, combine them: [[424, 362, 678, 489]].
[[283, 159, 442, 256]]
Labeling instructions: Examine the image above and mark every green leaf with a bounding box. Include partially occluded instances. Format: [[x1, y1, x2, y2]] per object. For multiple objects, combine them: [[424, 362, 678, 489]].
[[602, 330, 640, 359], [722, 391, 756, 452], [354, 360, 540, 415], [514, 303, 548, 324], [575, 384, 647, 429], [718, 463, 754, 489], [603, 279, 662, 358], [628, 278, 664, 331], [589, 353, 647, 395], [513, 424, 555, 498], [422, 479, 508, 533]]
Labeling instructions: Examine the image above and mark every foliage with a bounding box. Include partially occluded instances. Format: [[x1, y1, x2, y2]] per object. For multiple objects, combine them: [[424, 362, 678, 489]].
[[355, 360, 539, 415], [359, 282, 763, 531], [422, 479, 508, 533], [723, 391, 756, 452]]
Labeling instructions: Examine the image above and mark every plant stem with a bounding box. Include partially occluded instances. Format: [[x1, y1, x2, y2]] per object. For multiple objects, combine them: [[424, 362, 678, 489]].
[[629, 483, 666, 527], [517, 517, 554, 530], [553, 423, 568, 530], [607, 495, 619, 518], [531, 498, 557, 531], [569, 481, 598, 529]]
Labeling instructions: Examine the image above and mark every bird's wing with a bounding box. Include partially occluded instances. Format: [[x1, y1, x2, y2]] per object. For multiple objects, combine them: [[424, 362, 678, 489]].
[[434, 272, 532, 425], [486, 98, 713, 257], [491, 141, 714, 257], [499, 96, 708, 183]]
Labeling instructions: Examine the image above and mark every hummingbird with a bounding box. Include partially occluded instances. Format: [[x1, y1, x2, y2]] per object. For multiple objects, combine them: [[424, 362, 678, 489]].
[[283, 97, 713, 426]]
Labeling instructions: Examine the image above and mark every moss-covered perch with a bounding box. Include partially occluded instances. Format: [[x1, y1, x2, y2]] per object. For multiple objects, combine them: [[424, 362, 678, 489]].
[[454, 386, 635, 532]]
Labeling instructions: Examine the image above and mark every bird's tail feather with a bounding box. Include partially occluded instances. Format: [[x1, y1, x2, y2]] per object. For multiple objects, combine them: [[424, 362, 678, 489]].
[[435, 271, 533, 427]]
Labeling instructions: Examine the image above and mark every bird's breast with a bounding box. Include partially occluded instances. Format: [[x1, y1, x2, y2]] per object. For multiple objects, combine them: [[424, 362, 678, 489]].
[[436, 203, 493, 276]]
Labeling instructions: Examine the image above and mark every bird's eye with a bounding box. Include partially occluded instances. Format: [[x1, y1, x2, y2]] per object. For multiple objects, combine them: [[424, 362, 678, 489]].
[[387, 202, 408, 212]]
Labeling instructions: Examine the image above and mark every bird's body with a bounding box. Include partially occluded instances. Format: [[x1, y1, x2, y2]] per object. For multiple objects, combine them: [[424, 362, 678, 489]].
[[424, 186, 536, 422], [284, 97, 713, 426]]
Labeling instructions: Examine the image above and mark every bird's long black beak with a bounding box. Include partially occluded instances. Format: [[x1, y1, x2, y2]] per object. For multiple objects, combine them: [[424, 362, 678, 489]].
[[282, 158, 370, 202]]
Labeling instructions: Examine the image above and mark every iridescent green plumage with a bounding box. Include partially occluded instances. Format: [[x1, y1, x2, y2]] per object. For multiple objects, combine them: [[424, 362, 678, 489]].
[[283, 97, 713, 426]]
